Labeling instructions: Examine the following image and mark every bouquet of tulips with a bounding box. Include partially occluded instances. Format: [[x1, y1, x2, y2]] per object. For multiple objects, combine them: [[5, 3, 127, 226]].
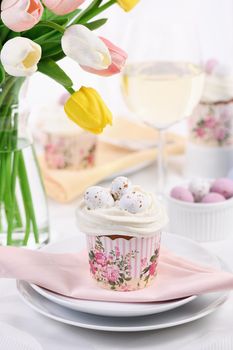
[[0, 0, 139, 246]]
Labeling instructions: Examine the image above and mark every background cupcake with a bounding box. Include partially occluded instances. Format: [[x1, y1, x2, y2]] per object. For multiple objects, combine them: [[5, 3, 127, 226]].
[[186, 60, 233, 178], [76, 177, 168, 291], [33, 96, 97, 170]]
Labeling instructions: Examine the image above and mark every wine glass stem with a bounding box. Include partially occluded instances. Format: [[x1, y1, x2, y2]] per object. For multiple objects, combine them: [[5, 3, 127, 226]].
[[157, 129, 166, 197]]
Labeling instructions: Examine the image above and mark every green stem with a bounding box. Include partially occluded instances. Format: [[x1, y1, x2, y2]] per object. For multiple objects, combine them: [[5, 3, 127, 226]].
[[18, 152, 39, 244], [18, 158, 31, 246], [22, 213, 31, 246], [0, 77, 17, 107], [0, 155, 6, 205], [5, 152, 13, 245], [73, 0, 103, 24], [78, 0, 116, 24], [34, 30, 58, 45], [65, 86, 75, 95], [37, 21, 65, 34], [14, 198, 23, 229], [0, 95, 15, 150]]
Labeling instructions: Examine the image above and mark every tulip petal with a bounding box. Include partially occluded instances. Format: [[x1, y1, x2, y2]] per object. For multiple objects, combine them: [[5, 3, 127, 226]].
[[0, 37, 41, 77], [43, 0, 84, 15], [1, 0, 43, 32], [117, 0, 139, 11], [81, 36, 127, 77], [1, 0, 18, 10], [61, 25, 111, 70], [64, 87, 112, 134]]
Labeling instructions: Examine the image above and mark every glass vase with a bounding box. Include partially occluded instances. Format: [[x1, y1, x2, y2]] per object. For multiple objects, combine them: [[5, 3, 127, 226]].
[[0, 76, 49, 247]]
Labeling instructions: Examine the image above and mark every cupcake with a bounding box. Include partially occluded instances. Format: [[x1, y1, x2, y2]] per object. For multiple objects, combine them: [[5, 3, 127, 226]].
[[76, 177, 168, 291], [186, 60, 233, 178], [40, 101, 97, 170]]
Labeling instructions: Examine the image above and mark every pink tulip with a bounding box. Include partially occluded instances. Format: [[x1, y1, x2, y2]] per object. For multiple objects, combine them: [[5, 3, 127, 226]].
[[43, 0, 84, 15], [81, 37, 128, 77], [1, 0, 43, 32]]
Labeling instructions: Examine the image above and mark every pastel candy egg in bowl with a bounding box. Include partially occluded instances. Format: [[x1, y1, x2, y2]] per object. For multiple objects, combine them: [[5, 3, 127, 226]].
[[166, 179, 233, 242], [189, 178, 211, 202], [201, 192, 226, 203], [210, 178, 233, 199], [170, 186, 194, 203]]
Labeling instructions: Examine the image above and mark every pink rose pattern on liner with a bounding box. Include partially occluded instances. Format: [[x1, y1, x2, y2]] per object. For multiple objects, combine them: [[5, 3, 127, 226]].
[[87, 235, 161, 291], [189, 103, 233, 147], [44, 132, 97, 169]]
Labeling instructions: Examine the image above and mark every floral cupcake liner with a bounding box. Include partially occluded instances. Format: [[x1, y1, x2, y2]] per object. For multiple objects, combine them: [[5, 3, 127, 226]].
[[86, 233, 162, 291], [44, 132, 97, 170], [189, 102, 233, 147]]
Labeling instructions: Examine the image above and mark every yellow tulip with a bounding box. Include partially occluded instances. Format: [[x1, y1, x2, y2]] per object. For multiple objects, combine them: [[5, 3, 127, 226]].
[[64, 87, 112, 134], [117, 0, 139, 11]]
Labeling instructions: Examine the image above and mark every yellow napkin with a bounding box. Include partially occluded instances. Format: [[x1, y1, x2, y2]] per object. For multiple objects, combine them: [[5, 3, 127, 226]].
[[39, 119, 185, 203]]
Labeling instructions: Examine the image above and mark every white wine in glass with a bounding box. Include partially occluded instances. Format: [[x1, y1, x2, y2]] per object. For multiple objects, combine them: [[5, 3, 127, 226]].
[[121, 19, 205, 197], [122, 61, 204, 129]]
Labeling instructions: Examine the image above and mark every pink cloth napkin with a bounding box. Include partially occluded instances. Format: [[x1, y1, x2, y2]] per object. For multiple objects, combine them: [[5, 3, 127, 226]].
[[0, 246, 233, 302]]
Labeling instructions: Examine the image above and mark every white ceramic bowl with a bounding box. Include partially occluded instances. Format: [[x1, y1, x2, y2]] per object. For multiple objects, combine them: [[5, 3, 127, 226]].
[[166, 194, 233, 242], [185, 142, 233, 178]]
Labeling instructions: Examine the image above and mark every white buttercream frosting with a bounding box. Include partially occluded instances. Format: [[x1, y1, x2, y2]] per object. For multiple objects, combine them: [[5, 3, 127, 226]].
[[202, 63, 233, 103], [76, 186, 168, 237]]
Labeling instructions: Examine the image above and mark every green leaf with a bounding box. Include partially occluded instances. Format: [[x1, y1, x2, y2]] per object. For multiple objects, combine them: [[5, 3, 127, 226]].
[[89, 250, 95, 260], [144, 275, 150, 282], [150, 255, 156, 263], [124, 277, 132, 281], [142, 266, 150, 273], [0, 25, 10, 43], [38, 59, 73, 89], [23, 9, 80, 42], [42, 7, 81, 23], [5, 31, 20, 40], [84, 18, 108, 31], [75, 0, 102, 24], [0, 64, 5, 85], [41, 40, 63, 59]]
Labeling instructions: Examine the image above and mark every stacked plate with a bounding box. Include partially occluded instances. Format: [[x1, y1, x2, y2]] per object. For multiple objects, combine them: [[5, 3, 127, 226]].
[[17, 233, 229, 332]]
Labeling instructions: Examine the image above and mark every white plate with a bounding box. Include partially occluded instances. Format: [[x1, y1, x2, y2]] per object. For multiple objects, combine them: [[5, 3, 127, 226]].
[[31, 285, 196, 318], [0, 322, 42, 350], [17, 280, 228, 332], [30, 233, 220, 317]]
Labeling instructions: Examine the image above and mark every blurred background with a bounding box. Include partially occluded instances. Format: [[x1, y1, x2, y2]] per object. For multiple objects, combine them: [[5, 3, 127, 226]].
[[27, 0, 233, 128]]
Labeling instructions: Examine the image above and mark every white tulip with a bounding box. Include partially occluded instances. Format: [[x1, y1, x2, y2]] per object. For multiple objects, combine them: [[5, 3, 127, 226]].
[[61, 25, 111, 70], [0, 37, 42, 77]]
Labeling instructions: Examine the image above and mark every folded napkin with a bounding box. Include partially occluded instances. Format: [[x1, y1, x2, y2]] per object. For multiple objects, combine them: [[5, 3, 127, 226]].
[[39, 121, 185, 203], [1, 246, 233, 302]]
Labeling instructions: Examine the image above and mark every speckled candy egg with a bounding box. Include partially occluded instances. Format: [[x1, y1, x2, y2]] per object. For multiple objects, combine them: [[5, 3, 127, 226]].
[[110, 176, 132, 200], [210, 178, 233, 199], [189, 179, 211, 202], [84, 186, 114, 210], [119, 191, 149, 214], [170, 186, 194, 203], [201, 192, 226, 203]]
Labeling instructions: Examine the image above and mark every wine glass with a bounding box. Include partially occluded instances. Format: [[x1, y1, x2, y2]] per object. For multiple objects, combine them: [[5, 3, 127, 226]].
[[121, 18, 205, 197]]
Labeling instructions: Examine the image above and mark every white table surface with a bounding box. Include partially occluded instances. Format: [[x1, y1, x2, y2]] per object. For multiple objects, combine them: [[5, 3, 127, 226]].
[[1, 160, 233, 350]]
